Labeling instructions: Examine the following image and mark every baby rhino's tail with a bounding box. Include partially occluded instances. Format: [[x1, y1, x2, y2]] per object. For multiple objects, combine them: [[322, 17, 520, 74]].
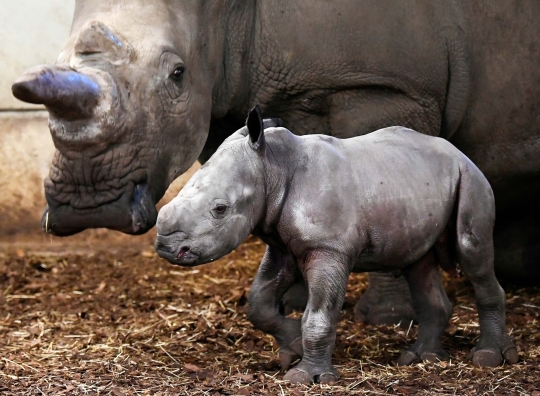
[[432, 157, 494, 278], [453, 157, 496, 272]]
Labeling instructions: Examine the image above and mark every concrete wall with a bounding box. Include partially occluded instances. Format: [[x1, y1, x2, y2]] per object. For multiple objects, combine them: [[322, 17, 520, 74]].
[[0, 0, 76, 109], [0, 1, 75, 239], [0, 1, 197, 241], [0, 112, 55, 236]]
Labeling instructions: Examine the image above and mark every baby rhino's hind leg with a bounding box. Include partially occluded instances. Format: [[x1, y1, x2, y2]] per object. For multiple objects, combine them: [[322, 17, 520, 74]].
[[455, 182, 518, 366], [397, 249, 453, 365]]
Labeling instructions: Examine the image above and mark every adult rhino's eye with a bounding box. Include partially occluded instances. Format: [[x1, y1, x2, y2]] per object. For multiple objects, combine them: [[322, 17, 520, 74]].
[[170, 66, 184, 81]]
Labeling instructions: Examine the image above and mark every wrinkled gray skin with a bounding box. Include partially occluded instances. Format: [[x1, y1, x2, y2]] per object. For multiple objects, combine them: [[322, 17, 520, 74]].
[[12, 1, 540, 326], [156, 108, 518, 384]]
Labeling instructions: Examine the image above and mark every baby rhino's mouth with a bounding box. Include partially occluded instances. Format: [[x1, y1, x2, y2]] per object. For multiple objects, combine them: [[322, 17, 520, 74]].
[[176, 246, 200, 263], [155, 233, 200, 266]]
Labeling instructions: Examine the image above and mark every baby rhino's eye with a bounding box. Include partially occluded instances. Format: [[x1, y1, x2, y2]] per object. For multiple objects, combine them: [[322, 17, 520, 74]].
[[215, 204, 227, 214], [210, 202, 229, 218]]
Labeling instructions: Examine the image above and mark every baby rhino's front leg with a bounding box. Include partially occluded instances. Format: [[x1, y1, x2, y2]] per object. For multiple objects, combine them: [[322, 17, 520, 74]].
[[283, 251, 351, 385]]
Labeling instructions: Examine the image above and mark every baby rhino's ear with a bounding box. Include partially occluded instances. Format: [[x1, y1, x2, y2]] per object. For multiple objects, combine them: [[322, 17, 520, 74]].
[[246, 105, 265, 151]]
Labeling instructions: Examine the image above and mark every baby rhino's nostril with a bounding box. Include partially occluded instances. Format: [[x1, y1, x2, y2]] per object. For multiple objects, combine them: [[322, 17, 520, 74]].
[[178, 246, 190, 258]]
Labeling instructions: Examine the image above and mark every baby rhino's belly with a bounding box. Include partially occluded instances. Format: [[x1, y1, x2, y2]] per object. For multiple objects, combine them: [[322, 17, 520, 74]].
[[352, 238, 436, 273], [351, 198, 453, 273]]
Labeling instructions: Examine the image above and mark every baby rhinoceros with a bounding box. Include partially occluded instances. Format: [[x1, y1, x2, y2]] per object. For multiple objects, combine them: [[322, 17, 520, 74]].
[[155, 106, 518, 384]]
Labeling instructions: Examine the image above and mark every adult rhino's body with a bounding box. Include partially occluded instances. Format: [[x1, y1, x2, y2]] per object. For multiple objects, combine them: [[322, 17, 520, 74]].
[[12, 0, 540, 323]]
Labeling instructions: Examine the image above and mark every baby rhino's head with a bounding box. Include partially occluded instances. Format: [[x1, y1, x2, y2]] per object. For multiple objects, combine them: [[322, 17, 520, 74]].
[[155, 106, 270, 266]]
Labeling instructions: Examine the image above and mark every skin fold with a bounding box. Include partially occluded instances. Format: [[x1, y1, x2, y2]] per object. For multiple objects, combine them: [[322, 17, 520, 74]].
[[155, 108, 518, 384], [12, 0, 540, 324]]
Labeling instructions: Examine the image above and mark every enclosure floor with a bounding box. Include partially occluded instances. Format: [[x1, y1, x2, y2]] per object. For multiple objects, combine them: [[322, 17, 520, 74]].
[[0, 236, 539, 395]]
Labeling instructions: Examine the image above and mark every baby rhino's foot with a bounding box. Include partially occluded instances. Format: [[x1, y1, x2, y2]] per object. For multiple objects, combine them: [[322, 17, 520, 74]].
[[283, 361, 338, 385], [469, 334, 518, 367], [397, 345, 449, 366]]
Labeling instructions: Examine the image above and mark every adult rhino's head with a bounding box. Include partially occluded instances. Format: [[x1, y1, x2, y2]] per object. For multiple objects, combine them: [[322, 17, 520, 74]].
[[12, 0, 241, 235], [155, 107, 271, 266]]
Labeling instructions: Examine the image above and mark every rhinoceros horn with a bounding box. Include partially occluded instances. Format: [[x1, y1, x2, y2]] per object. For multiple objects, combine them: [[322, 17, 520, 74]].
[[12, 65, 100, 119]]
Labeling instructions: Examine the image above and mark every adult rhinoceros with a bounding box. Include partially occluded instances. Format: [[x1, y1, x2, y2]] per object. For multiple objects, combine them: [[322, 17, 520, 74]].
[[12, 0, 540, 325]]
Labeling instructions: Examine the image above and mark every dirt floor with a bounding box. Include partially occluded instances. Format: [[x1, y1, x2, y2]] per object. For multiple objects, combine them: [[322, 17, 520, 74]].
[[0, 235, 539, 395]]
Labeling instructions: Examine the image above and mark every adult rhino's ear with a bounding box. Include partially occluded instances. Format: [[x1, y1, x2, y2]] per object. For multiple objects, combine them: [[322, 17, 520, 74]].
[[263, 118, 282, 129], [246, 105, 265, 151]]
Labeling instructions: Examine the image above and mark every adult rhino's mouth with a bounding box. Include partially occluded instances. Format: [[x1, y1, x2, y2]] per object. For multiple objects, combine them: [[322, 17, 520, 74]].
[[42, 182, 158, 236]]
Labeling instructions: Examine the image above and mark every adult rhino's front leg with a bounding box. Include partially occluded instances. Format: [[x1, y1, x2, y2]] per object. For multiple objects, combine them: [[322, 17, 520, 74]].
[[354, 272, 416, 325]]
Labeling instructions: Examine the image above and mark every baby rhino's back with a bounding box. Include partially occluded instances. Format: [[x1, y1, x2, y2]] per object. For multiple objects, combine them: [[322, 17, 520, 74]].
[[286, 127, 466, 270], [344, 127, 465, 186]]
